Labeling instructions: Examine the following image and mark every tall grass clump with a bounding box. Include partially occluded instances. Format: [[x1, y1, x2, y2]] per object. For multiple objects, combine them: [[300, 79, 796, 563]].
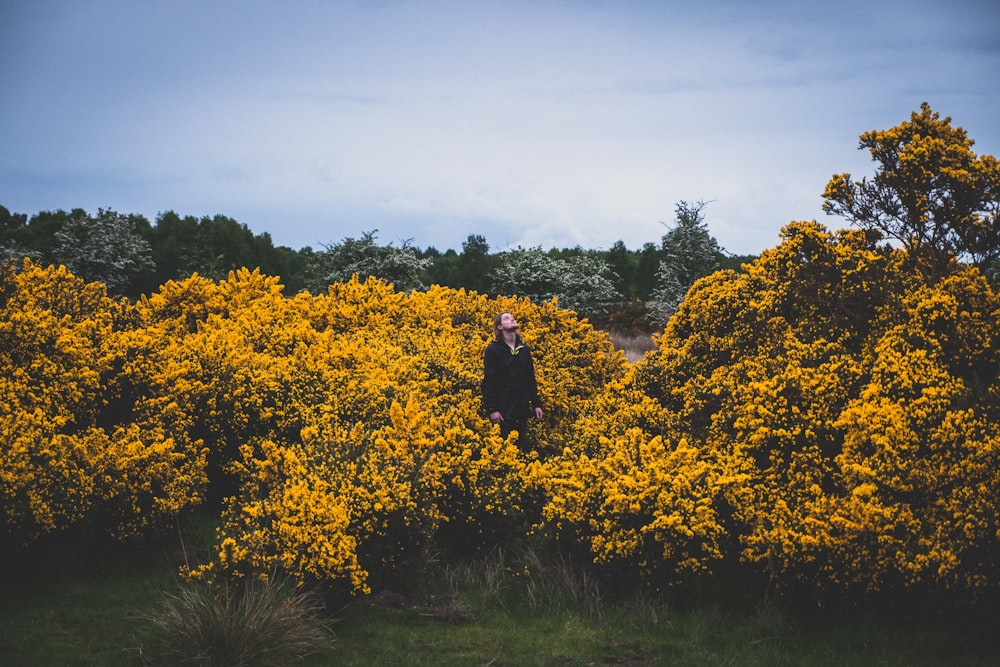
[[607, 330, 656, 363], [137, 575, 334, 666], [444, 544, 605, 619]]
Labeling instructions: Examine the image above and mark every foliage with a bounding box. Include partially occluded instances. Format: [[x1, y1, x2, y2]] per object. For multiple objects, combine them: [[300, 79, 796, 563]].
[[307, 230, 432, 293], [575, 220, 1000, 595], [649, 200, 726, 325], [823, 102, 1000, 278], [0, 207, 306, 296], [0, 259, 207, 544], [459, 233, 496, 295], [53, 207, 155, 296], [1, 201, 742, 309], [556, 252, 626, 318], [532, 428, 734, 585], [0, 205, 38, 264], [113, 271, 625, 592], [5, 231, 1000, 601], [489, 246, 621, 318], [0, 259, 113, 540], [4, 106, 1000, 607], [147, 211, 306, 293], [422, 234, 498, 295], [0, 207, 73, 263]]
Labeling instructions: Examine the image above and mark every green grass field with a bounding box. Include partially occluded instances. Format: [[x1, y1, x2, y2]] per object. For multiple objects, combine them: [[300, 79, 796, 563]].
[[3, 533, 999, 667]]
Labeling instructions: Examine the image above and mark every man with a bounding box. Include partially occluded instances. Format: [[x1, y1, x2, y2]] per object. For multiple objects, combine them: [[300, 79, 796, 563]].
[[482, 311, 544, 448]]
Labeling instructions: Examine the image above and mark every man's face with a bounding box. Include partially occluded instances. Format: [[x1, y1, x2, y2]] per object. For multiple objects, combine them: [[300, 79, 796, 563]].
[[499, 313, 518, 331]]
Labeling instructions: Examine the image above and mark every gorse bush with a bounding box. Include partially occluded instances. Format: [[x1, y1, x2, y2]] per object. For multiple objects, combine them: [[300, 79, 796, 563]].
[[2, 222, 998, 603], [550, 221, 1000, 596], [0, 260, 208, 543]]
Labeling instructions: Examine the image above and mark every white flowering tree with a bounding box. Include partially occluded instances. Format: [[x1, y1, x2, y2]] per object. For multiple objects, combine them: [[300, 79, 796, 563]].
[[649, 201, 725, 326], [308, 230, 432, 292], [490, 246, 620, 317], [53, 208, 155, 295]]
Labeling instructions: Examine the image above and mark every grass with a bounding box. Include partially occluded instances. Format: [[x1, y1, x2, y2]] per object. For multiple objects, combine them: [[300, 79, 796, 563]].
[[0, 542, 177, 666], [321, 590, 997, 667], [3, 535, 1000, 666], [320, 547, 1000, 667], [607, 330, 657, 363]]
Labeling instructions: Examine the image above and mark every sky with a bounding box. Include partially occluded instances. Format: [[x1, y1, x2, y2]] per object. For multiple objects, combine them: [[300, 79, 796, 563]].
[[2, 0, 998, 257]]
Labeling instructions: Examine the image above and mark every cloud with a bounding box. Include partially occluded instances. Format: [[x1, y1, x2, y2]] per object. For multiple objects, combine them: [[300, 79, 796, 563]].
[[2, 0, 998, 257]]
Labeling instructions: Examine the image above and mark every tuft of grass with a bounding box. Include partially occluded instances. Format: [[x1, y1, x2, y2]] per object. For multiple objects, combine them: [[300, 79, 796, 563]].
[[443, 544, 604, 620], [444, 545, 511, 609], [137, 575, 334, 666], [520, 547, 604, 618]]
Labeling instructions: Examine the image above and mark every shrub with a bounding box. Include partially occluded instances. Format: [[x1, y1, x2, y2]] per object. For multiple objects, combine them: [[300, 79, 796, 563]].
[[590, 222, 1000, 595]]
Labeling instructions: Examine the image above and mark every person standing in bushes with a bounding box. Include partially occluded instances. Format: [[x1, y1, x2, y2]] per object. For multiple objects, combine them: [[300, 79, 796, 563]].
[[482, 311, 544, 448]]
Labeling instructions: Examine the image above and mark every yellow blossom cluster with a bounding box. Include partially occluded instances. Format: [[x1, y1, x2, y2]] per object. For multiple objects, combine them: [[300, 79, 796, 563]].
[[0, 260, 208, 542], [530, 428, 736, 584]]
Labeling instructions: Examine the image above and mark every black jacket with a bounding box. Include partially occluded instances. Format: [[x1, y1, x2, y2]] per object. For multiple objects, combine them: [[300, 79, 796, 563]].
[[481, 337, 542, 420]]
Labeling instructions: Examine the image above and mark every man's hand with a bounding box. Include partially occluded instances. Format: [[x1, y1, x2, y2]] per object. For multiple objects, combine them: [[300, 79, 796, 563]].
[[534, 407, 544, 420], [489, 411, 503, 424]]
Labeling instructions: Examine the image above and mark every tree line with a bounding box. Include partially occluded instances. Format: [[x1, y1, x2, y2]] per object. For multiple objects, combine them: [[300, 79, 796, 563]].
[[0, 200, 748, 331], [2, 102, 997, 327]]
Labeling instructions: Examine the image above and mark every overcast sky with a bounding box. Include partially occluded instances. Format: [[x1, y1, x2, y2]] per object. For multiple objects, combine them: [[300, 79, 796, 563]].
[[2, 0, 998, 256]]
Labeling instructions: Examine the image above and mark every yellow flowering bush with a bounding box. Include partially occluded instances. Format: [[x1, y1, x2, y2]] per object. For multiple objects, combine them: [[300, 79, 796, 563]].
[[826, 270, 1000, 591], [0, 260, 111, 540], [7, 236, 997, 601], [598, 222, 1000, 594], [162, 274, 624, 591], [1, 260, 207, 543], [532, 427, 736, 586]]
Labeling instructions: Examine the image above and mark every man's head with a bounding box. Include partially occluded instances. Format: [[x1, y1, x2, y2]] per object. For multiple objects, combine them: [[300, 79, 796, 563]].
[[493, 311, 518, 340]]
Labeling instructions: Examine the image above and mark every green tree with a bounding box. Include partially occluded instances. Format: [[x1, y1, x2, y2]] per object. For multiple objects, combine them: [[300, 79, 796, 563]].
[[0, 208, 79, 263], [426, 235, 496, 294], [719, 253, 758, 273], [149, 211, 307, 293], [425, 248, 461, 288], [823, 102, 1000, 279], [0, 206, 34, 263], [0, 205, 28, 237], [604, 240, 635, 296], [155, 213, 258, 281], [634, 242, 661, 300], [148, 211, 201, 283], [649, 200, 725, 325], [459, 234, 494, 295], [272, 245, 310, 294]]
